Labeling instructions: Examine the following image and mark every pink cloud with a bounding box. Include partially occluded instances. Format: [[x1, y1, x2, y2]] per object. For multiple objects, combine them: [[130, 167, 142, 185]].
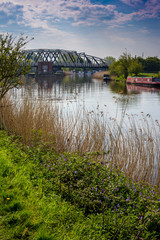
[[120, 0, 143, 7]]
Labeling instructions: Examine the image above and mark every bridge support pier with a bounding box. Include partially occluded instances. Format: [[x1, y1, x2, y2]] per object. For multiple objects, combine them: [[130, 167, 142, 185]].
[[38, 62, 53, 74]]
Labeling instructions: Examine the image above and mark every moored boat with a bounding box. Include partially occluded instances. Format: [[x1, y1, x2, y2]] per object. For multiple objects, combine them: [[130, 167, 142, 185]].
[[103, 74, 110, 81], [126, 76, 160, 87]]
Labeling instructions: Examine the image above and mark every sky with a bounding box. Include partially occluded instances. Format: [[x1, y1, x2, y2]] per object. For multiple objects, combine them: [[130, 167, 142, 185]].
[[0, 0, 160, 59]]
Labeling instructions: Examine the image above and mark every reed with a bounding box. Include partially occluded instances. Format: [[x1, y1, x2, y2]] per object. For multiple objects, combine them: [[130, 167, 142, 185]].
[[0, 95, 160, 188]]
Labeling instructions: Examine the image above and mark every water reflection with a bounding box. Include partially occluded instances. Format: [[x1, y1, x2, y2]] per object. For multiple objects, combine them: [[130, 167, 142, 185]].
[[109, 81, 128, 95], [126, 84, 160, 95], [11, 74, 160, 121]]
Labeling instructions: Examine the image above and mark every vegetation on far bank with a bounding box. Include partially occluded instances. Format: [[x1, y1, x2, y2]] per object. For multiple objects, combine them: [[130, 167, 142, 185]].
[[0, 131, 160, 239], [108, 52, 160, 81]]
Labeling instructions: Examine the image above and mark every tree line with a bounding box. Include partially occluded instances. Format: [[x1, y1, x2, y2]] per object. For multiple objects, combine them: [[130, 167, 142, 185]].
[[104, 54, 160, 79]]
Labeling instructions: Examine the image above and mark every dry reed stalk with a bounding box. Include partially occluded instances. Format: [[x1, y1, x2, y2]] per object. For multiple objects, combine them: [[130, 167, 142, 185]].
[[92, 71, 109, 79], [0, 95, 160, 189]]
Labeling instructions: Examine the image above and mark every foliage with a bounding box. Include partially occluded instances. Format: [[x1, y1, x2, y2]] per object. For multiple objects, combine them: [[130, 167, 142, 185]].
[[128, 58, 143, 76], [109, 52, 143, 79], [109, 54, 160, 78], [104, 56, 116, 66], [137, 56, 160, 73], [0, 131, 160, 239], [0, 33, 32, 100]]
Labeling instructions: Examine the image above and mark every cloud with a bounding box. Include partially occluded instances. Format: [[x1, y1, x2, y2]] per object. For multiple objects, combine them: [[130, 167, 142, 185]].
[[120, 0, 143, 7], [0, 0, 160, 32], [0, 0, 116, 27], [0, 2, 18, 15], [104, 0, 160, 27], [109, 34, 135, 45], [144, 0, 160, 18], [139, 28, 149, 34]]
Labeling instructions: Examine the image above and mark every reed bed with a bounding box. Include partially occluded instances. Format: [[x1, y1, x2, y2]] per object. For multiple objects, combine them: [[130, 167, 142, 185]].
[[0, 96, 160, 188]]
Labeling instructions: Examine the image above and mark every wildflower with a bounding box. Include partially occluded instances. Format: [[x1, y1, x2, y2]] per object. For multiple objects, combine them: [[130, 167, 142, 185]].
[[74, 171, 77, 174], [61, 154, 66, 160], [6, 198, 10, 200], [115, 188, 118, 191], [114, 206, 118, 211]]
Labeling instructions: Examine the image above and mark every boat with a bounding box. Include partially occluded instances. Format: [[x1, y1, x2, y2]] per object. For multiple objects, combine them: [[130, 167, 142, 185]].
[[126, 76, 160, 87], [103, 74, 110, 81]]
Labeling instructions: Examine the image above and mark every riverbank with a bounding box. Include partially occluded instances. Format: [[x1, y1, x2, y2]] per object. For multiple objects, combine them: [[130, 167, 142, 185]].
[[92, 70, 109, 79], [0, 96, 160, 188], [0, 130, 160, 239]]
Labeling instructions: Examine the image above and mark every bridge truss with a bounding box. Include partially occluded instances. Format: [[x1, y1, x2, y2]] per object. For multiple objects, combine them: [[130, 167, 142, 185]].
[[24, 49, 108, 69]]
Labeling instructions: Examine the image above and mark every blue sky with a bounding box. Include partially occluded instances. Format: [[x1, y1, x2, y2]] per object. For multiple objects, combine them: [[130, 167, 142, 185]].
[[0, 0, 160, 59]]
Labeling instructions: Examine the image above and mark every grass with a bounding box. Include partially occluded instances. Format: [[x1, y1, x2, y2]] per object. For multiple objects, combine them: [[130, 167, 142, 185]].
[[138, 73, 159, 78], [0, 131, 104, 239], [0, 131, 160, 239]]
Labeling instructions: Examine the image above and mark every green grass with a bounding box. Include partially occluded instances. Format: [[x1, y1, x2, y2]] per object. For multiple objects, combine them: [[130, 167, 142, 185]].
[[0, 131, 160, 239], [137, 73, 159, 77]]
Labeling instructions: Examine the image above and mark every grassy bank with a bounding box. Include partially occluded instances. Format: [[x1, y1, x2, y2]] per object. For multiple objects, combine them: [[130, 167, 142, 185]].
[[0, 96, 160, 188], [0, 131, 160, 239]]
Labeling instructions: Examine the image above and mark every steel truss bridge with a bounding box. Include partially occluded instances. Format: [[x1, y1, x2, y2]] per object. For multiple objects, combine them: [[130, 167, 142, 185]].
[[24, 49, 108, 71]]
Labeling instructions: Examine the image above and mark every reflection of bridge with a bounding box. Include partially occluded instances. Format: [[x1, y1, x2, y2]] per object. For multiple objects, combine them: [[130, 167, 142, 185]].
[[24, 49, 108, 73]]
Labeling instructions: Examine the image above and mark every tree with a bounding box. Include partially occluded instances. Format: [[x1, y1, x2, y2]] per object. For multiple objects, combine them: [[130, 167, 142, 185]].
[[0, 34, 32, 100], [109, 52, 143, 79], [104, 56, 116, 66], [128, 59, 143, 76], [137, 56, 160, 73]]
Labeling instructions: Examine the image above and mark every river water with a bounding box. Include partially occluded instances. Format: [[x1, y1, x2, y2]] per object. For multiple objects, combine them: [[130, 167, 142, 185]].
[[11, 74, 160, 122]]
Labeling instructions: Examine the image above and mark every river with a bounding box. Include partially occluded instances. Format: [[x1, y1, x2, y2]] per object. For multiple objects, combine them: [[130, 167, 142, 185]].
[[11, 74, 160, 122]]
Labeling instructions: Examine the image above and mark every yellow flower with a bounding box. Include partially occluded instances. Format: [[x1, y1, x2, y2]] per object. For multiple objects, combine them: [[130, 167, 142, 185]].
[[6, 198, 10, 201]]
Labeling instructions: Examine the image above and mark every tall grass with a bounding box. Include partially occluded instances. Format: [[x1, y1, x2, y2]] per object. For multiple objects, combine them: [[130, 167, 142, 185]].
[[0, 95, 160, 188]]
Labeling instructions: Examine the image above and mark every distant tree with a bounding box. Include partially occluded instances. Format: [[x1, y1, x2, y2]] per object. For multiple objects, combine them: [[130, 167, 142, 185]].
[[109, 52, 143, 78], [137, 56, 160, 73], [104, 56, 116, 66], [144, 57, 160, 72], [0, 34, 32, 101], [128, 59, 143, 76], [109, 61, 121, 76]]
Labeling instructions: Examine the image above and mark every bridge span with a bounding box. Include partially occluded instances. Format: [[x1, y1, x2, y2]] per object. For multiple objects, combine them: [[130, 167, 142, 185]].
[[24, 49, 108, 74]]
